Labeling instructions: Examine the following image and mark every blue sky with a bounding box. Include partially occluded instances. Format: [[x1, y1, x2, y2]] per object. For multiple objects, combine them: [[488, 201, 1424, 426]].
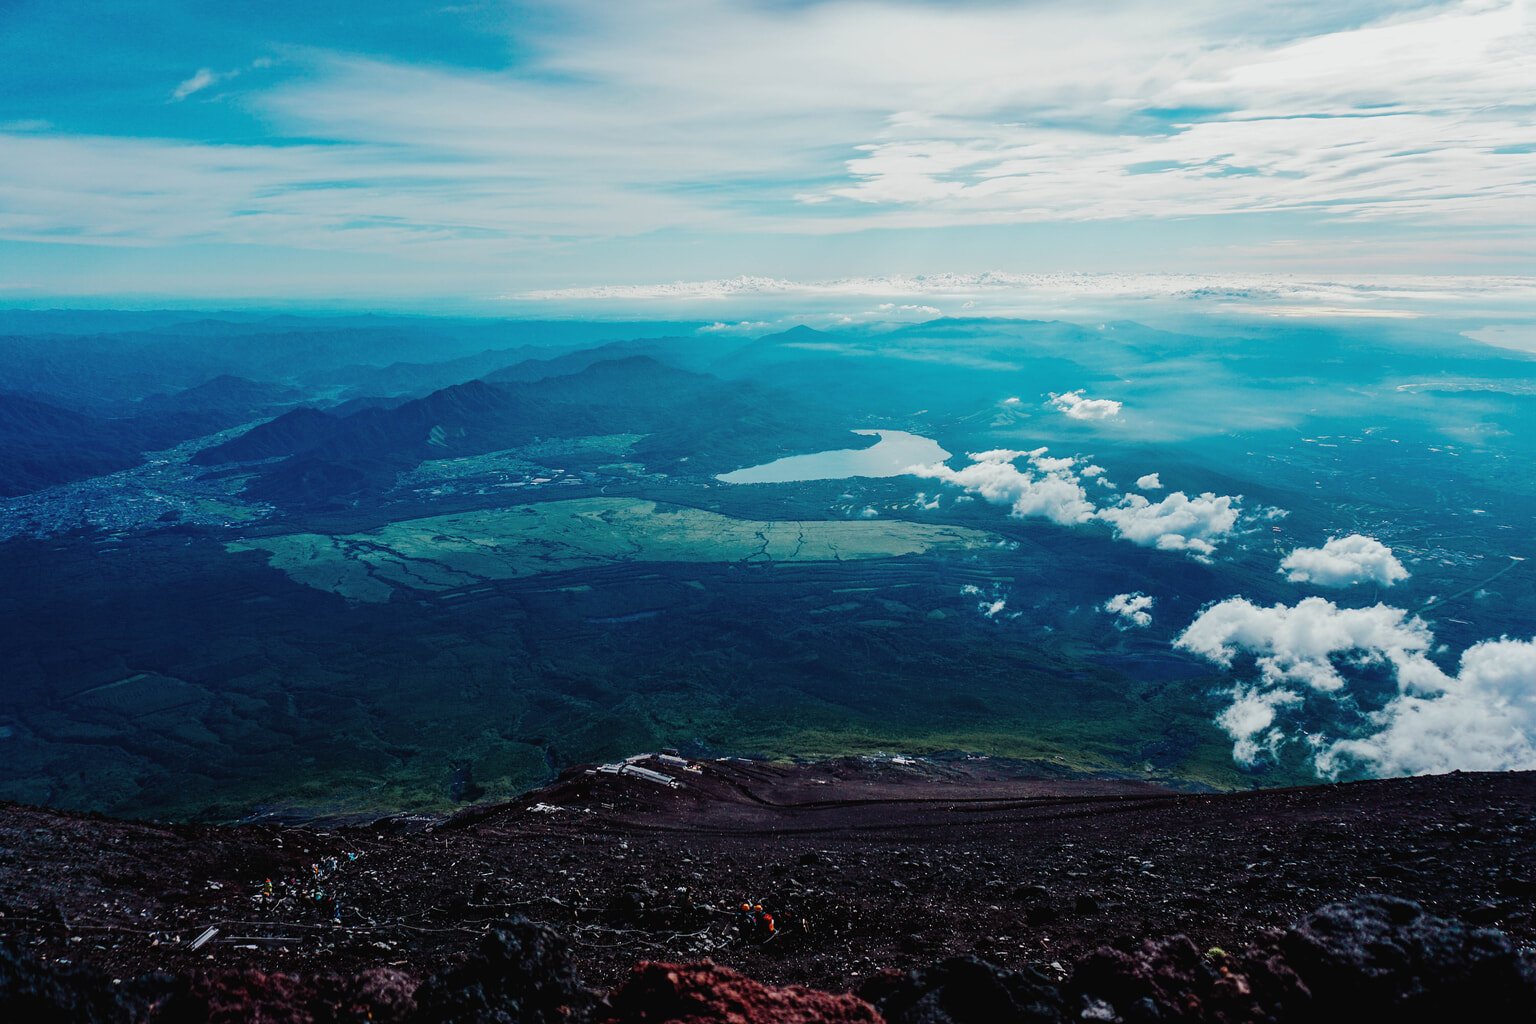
[[1, 0, 1533, 314]]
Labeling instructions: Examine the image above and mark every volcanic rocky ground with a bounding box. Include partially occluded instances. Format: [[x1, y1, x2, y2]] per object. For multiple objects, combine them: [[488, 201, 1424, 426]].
[[3, 756, 1535, 1021]]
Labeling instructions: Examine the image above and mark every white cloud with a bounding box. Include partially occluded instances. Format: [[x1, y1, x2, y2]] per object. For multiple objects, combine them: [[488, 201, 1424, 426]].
[[809, 2, 1536, 229], [915, 450, 1243, 559], [1176, 595, 1433, 693], [1280, 534, 1409, 587], [1104, 592, 1154, 628], [1136, 472, 1163, 490], [1320, 637, 1536, 776], [515, 273, 1536, 320], [910, 448, 1096, 527], [1049, 390, 1123, 421], [1177, 595, 1536, 776], [172, 58, 272, 102], [1217, 685, 1304, 765], [699, 320, 772, 334], [1095, 490, 1241, 557], [6, 1, 1536, 275], [172, 68, 221, 101]]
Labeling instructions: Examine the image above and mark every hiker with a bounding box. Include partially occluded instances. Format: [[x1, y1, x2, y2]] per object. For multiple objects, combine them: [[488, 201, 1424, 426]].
[[746, 904, 775, 942]]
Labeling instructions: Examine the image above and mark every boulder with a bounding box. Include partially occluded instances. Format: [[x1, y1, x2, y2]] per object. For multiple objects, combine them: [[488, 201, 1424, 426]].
[[858, 956, 1066, 1023], [595, 961, 882, 1024], [1070, 935, 1308, 1022], [410, 917, 595, 1024], [1282, 894, 1536, 1021]]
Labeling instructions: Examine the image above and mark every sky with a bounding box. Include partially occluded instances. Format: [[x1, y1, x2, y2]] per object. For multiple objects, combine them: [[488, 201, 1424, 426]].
[[1, 0, 1533, 314]]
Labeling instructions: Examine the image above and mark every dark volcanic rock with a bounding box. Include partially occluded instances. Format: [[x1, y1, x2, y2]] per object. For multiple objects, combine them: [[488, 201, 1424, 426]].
[[155, 968, 418, 1024], [858, 956, 1067, 1023], [1071, 934, 1308, 1023], [410, 917, 595, 1024], [6, 768, 1536, 1015], [1282, 894, 1536, 1021], [595, 960, 883, 1024], [0, 941, 171, 1024]]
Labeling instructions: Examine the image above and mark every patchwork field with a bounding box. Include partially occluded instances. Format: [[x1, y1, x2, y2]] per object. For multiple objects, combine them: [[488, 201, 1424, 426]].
[[229, 497, 1000, 601]]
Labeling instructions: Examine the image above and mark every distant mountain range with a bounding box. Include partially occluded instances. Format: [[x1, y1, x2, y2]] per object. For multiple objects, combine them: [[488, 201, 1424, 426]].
[[196, 355, 841, 508], [0, 377, 307, 497], [0, 317, 713, 498]]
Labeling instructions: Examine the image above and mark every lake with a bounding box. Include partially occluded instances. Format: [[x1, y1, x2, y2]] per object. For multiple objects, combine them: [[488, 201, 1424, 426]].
[[716, 430, 950, 484]]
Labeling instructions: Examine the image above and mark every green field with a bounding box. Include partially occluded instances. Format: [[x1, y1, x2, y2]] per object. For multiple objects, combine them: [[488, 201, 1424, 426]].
[[230, 497, 1000, 601]]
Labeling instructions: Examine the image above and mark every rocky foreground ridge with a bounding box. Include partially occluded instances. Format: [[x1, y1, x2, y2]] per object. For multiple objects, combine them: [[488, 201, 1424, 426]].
[[3, 756, 1535, 1021]]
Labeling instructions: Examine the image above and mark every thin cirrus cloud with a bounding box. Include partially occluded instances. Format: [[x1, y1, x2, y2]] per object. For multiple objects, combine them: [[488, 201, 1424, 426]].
[[815, 1, 1536, 226], [0, 0, 1533, 287], [170, 58, 273, 102], [171, 69, 221, 102]]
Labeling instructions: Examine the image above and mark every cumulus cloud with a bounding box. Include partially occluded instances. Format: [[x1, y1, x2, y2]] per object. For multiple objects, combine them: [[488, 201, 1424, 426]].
[[1048, 390, 1122, 421], [910, 448, 1095, 527], [1177, 595, 1536, 777], [1095, 491, 1241, 557], [1081, 465, 1117, 489], [1217, 686, 1304, 765], [1104, 592, 1154, 628], [1280, 534, 1409, 587], [1176, 596, 1433, 693], [915, 450, 1243, 558], [962, 584, 1012, 620], [1319, 637, 1536, 777], [1135, 472, 1162, 490]]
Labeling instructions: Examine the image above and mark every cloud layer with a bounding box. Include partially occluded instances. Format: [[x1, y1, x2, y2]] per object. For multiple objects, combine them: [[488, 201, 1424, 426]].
[[1176, 595, 1536, 777], [1279, 534, 1409, 587], [4, 1, 1536, 295], [514, 272, 1536, 320]]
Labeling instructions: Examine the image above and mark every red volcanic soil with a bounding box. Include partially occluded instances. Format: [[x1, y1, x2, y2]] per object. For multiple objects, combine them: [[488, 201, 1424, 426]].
[[2, 755, 1534, 1001]]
